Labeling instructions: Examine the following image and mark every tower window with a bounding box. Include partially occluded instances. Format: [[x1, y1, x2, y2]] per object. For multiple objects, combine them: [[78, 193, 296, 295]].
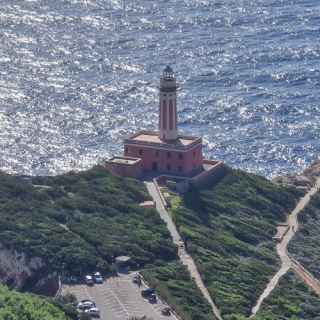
[[167, 152, 171, 158], [155, 150, 159, 157], [139, 149, 143, 156], [193, 151, 196, 158], [178, 166, 182, 172], [125, 147, 128, 154], [167, 164, 171, 171], [178, 153, 183, 160]]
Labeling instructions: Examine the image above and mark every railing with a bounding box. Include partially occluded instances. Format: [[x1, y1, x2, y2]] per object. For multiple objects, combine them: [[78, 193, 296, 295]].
[[54, 276, 62, 298], [153, 177, 168, 208]]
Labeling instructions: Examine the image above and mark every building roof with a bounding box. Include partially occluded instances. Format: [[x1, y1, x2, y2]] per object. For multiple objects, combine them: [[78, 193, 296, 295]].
[[106, 156, 141, 166], [115, 256, 131, 263], [124, 131, 202, 151]]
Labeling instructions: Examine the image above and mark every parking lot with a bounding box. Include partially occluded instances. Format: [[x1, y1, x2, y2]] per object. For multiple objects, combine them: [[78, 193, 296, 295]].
[[62, 272, 179, 320]]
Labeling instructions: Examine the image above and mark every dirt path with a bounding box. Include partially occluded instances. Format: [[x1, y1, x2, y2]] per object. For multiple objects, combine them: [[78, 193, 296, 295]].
[[251, 177, 320, 317], [145, 181, 223, 320]]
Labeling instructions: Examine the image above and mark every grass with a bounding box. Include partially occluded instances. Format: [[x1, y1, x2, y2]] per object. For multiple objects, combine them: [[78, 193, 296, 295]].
[[0, 285, 72, 320], [169, 167, 301, 317], [254, 271, 320, 320]]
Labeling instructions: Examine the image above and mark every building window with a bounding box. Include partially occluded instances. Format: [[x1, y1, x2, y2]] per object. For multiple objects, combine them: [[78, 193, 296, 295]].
[[167, 164, 171, 171], [167, 152, 171, 158], [155, 150, 159, 157], [178, 153, 183, 160], [139, 149, 143, 155], [178, 166, 182, 172], [193, 150, 196, 158], [125, 147, 128, 154]]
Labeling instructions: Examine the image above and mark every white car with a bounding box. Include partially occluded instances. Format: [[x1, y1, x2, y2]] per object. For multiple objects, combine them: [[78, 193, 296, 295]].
[[77, 300, 95, 310], [84, 307, 100, 318], [85, 275, 94, 285], [94, 272, 103, 284]]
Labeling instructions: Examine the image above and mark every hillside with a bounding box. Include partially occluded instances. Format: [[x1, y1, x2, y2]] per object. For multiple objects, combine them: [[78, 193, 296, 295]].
[[1, 165, 316, 320], [0, 285, 71, 320], [0, 166, 212, 320], [169, 168, 301, 318], [0, 167, 175, 278]]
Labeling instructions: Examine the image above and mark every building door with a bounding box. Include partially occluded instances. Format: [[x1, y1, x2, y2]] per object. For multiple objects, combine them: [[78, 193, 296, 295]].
[[152, 162, 158, 171]]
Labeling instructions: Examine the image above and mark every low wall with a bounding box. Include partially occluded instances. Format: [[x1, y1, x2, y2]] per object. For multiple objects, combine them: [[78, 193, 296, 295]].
[[153, 177, 169, 208], [191, 160, 226, 188]]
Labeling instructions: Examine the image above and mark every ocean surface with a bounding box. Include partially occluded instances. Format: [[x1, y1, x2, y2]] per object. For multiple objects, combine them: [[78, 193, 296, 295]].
[[0, 0, 319, 178]]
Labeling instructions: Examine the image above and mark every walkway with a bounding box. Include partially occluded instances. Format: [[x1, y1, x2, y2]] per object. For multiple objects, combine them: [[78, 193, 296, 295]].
[[145, 181, 222, 320], [251, 177, 320, 317]]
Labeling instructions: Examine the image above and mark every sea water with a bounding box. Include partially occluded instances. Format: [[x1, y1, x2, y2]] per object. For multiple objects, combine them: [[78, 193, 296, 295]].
[[0, 0, 319, 178]]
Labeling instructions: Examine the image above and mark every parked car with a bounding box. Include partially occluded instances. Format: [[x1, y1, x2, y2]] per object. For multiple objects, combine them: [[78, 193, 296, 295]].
[[77, 300, 95, 310], [93, 272, 103, 284], [69, 275, 78, 284], [148, 293, 157, 304], [85, 275, 94, 286], [161, 307, 171, 316], [177, 240, 184, 249], [141, 288, 155, 298], [132, 273, 141, 284], [84, 307, 100, 318]]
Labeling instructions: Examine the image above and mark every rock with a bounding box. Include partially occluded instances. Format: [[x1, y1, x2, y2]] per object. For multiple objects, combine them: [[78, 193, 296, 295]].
[[294, 175, 312, 187], [0, 242, 45, 290]]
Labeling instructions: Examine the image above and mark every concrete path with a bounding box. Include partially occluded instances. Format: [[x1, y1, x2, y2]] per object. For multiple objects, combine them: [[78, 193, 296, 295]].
[[251, 177, 320, 317], [145, 181, 223, 320]]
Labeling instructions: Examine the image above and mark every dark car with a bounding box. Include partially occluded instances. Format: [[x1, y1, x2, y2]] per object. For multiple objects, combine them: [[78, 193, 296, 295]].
[[161, 307, 171, 316], [148, 293, 157, 304], [141, 288, 155, 298]]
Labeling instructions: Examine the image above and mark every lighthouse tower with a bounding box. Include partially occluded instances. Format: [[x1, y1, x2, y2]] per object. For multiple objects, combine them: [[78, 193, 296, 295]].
[[159, 66, 178, 141], [121, 65, 205, 177]]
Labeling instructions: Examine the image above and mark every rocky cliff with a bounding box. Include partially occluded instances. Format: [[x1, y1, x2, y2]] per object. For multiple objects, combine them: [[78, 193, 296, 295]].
[[273, 160, 320, 191], [0, 243, 44, 290]]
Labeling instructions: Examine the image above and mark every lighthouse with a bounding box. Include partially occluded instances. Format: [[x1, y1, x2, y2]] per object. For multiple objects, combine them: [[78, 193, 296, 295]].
[[159, 66, 178, 141], [112, 66, 205, 176]]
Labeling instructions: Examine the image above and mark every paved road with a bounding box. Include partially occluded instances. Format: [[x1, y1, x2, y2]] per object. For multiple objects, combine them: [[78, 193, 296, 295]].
[[63, 273, 178, 320], [251, 177, 320, 317], [145, 181, 223, 320]]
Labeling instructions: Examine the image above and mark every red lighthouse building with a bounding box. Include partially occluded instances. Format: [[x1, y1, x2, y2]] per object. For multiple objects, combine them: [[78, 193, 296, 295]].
[[124, 66, 203, 176], [105, 66, 223, 181]]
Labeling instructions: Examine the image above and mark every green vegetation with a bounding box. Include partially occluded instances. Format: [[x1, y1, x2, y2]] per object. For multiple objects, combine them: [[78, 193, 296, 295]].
[[254, 272, 320, 320], [0, 166, 175, 276], [0, 285, 71, 320], [169, 168, 301, 317], [142, 261, 215, 320], [289, 193, 320, 278], [0, 167, 212, 320]]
